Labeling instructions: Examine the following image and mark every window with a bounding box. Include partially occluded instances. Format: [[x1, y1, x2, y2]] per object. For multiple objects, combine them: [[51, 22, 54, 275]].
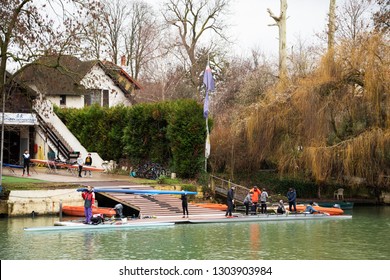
[[103, 89, 109, 107], [59, 95, 66, 106], [84, 90, 101, 106]]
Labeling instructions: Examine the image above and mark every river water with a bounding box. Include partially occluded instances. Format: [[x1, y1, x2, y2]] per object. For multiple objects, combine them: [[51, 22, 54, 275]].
[[0, 206, 389, 260]]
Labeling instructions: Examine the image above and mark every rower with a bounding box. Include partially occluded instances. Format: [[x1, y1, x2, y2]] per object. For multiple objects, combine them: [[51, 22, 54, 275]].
[[305, 202, 320, 214]]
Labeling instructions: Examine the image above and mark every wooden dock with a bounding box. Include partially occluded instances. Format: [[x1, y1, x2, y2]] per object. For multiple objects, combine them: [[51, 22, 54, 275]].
[[94, 186, 225, 217]]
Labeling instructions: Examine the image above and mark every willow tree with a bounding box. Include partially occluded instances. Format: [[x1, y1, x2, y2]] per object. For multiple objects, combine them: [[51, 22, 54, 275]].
[[267, 0, 288, 82]]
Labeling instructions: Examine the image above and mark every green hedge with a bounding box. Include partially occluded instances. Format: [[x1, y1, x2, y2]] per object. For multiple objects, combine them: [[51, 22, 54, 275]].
[[54, 100, 208, 178]]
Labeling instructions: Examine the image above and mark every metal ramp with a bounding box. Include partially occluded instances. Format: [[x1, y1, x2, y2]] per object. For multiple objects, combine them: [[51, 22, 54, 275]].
[[94, 187, 225, 217]]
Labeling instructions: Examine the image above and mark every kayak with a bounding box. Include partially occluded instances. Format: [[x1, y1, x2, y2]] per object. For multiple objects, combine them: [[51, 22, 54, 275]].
[[62, 205, 116, 217], [188, 213, 352, 224], [295, 204, 344, 215], [192, 203, 227, 211], [24, 221, 174, 232]]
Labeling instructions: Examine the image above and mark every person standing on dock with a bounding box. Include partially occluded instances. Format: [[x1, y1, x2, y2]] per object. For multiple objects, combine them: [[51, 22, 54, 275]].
[[22, 149, 31, 176], [243, 191, 252, 215], [250, 186, 261, 214], [287, 188, 297, 212], [260, 188, 269, 214], [84, 153, 92, 177], [76, 153, 83, 178], [181, 192, 189, 218], [225, 186, 235, 217], [82, 186, 94, 224]]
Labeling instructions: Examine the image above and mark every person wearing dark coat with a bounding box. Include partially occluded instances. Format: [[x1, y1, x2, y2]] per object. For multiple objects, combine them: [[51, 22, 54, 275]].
[[225, 186, 235, 217], [181, 192, 189, 218], [287, 188, 297, 212]]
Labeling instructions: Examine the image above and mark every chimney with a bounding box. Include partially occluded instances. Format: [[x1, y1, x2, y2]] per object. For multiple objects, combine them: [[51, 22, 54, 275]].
[[121, 55, 126, 66]]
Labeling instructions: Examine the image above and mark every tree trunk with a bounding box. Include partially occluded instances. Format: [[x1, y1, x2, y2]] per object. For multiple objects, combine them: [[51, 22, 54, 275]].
[[268, 0, 288, 81], [328, 0, 336, 51]]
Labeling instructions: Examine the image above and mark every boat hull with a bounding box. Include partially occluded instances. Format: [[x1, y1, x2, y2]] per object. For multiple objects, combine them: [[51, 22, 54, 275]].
[[295, 204, 344, 215], [62, 205, 116, 217], [188, 213, 352, 224], [24, 221, 174, 232]]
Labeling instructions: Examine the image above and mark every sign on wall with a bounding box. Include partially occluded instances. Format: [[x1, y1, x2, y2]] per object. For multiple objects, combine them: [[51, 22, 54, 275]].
[[0, 113, 38, 125]]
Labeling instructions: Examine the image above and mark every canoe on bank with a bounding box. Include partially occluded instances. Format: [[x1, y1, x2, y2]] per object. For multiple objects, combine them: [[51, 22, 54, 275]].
[[24, 221, 174, 232], [62, 205, 116, 217], [295, 204, 344, 215]]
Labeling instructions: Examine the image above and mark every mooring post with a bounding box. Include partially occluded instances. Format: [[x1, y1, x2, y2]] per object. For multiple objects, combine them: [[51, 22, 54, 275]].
[[59, 199, 62, 221]]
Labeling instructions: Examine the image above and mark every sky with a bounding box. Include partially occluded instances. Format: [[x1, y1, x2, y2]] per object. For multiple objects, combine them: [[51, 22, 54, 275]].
[[228, 0, 334, 56], [146, 0, 350, 58]]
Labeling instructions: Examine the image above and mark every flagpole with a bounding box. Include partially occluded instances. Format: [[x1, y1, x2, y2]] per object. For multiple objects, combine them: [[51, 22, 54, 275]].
[[203, 57, 214, 173]]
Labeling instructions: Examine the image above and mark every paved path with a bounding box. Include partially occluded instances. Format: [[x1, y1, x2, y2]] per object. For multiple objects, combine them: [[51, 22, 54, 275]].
[[14, 166, 135, 185]]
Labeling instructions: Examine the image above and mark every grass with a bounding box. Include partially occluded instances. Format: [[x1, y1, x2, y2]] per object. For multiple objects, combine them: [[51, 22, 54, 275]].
[[1, 176, 81, 192]]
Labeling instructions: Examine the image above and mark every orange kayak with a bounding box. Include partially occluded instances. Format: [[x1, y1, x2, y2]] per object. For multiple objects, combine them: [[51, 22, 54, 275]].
[[295, 204, 344, 215], [62, 205, 116, 217], [192, 203, 227, 211]]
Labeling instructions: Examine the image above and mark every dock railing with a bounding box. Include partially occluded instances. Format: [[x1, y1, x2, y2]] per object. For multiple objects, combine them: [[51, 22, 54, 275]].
[[210, 175, 249, 204]]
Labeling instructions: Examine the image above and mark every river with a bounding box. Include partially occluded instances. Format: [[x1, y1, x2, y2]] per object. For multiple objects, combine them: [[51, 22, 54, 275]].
[[0, 206, 389, 260]]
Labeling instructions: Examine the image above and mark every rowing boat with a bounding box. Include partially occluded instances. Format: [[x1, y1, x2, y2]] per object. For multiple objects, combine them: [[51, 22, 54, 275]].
[[192, 203, 227, 211], [188, 213, 352, 224], [295, 204, 344, 215], [62, 205, 116, 217], [24, 221, 175, 232]]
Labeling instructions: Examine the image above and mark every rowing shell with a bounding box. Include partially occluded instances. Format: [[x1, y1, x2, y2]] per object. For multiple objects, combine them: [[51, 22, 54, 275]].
[[188, 213, 353, 224], [76, 188, 198, 195], [24, 221, 174, 232]]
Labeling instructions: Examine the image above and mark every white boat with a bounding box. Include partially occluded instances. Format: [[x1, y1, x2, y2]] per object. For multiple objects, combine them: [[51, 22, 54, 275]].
[[188, 213, 352, 224], [24, 221, 175, 232]]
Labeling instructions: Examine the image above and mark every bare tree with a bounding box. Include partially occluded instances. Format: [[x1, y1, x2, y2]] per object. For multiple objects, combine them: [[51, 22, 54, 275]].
[[102, 0, 131, 65], [373, 0, 390, 32], [267, 0, 288, 82], [1, 0, 95, 94], [162, 0, 231, 96], [337, 0, 374, 43], [81, 8, 108, 60], [123, 1, 163, 80]]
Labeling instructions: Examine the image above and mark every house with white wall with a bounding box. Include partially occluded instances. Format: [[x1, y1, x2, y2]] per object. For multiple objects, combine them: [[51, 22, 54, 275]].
[[16, 55, 142, 167]]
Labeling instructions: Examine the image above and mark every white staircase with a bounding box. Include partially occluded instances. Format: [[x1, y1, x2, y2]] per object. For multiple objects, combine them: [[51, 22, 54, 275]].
[[33, 99, 105, 168]]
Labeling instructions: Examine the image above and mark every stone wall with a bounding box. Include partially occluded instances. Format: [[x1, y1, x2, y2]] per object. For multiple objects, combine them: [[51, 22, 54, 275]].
[[1, 189, 83, 217]]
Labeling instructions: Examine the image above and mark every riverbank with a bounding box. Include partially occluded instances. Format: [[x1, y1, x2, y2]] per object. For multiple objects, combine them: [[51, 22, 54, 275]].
[[1, 167, 386, 217]]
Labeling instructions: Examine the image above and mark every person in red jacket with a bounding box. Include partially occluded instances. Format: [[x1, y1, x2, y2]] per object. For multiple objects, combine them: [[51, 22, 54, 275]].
[[82, 186, 94, 224]]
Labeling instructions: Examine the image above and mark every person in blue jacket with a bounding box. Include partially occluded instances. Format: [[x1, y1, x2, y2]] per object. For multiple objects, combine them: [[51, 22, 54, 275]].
[[305, 202, 320, 214], [287, 188, 297, 212]]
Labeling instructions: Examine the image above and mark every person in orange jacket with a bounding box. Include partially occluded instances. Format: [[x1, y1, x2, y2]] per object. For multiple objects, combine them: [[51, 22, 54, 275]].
[[250, 186, 261, 214], [82, 186, 95, 224]]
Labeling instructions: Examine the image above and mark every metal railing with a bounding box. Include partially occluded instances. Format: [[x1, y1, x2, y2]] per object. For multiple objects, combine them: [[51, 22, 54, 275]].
[[210, 175, 249, 204]]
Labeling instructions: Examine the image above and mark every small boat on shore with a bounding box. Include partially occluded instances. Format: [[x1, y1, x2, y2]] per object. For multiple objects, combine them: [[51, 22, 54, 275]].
[[62, 205, 116, 217], [295, 204, 344, 215], [316, 201, 354, 210], [192, 203, 227, 211]]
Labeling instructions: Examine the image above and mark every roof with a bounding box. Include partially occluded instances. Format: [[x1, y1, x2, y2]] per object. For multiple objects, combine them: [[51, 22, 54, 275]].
[[17, 55, 142, 99], [17, 55, 98, 96], [102, 60, 143, 91]]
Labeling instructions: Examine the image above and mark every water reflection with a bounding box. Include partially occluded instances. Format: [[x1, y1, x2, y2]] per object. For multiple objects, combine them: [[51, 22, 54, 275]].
[[1, 206, 389, 260]]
